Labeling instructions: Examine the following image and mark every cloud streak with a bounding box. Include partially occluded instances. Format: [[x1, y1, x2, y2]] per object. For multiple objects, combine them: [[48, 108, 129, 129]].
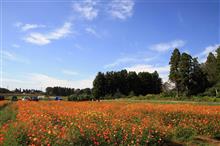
[[62, 69, 78, 76], [1, 50, 30, 64], [15, 22, 45, 31], [196, 44, 220, 62], [24, 22, 72, 45], [85, 27, 100, 38], [150, 40, 185, 52], [3, 73, 93, 90]]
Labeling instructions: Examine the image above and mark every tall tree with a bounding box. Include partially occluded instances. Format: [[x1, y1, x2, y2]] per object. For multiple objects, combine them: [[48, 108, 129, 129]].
[[216, 47, 220, 81], [179, 53, 192, 95], [189, 58, 208, 95], [92, 72, 106, 100], [169, 48, 181, 97], [127, 71, 139, 95], [203, 52, 217, 86]]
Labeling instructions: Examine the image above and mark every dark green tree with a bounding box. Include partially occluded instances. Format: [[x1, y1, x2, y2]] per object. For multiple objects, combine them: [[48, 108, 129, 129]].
[[169, 48, 181, 97], [179, 53, 192, 95], [216, 47, 220, 81], [203, 52, 217, 86], [92, 72, 106, 100], [127, 71, 139, 95], [189, 58, 208, 95]]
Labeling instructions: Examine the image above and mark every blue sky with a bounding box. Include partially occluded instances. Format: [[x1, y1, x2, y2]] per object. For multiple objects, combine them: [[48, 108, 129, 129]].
[[1, 0, 220, 90]]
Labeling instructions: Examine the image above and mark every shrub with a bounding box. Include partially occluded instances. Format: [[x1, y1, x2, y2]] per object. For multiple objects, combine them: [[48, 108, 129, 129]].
[[68, 93, 92, 101], [11, 96, 18, 101], [160, 91, 176, 98], [113, 91, 124, 99]]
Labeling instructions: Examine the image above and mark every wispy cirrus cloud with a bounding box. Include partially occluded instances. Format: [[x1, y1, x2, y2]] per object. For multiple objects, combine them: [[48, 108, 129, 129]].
[[85, 27, 100, 38], [150, 40, 186, 52], [104, 55, 157, 69], [196, 44, 220, 62], [73, 0, 99, 21], [1, 50, 30, 64], [15, 22, 45, 31], [108, 0, 135, 20], [62, 69, 78, 76], [3, 73, 94, 90], [24, 22, 72, 45], [104, 57, 138, 69]]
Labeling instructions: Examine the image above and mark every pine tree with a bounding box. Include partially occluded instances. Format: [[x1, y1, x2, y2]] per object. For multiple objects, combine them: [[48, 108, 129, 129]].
[[92, 72, 106, 100], [189, 58, 208, 95], [203, 52, 217, 86], [169, 48, 181, 97], [179, 53, 192, 95], [216, 47, 220, 81]]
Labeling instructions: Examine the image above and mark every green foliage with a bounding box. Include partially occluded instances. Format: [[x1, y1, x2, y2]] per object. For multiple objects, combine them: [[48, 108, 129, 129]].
[[68, 89, 93, 101], [216, 47, 220, 80], [174, 127, 197, 142], [203, 52, 218, 86], [93, 72, 106, 99], [11, 96, 18, 101], [2, 124, 30, 146], [113, 91, 124, 99], [92, 70, 162, 99], [46, 87, 75, 96], [169, 49, 210, 96], [169, 48, 181, 96], [214, 132, 220, 140], [0, 103, 17, 127], [160, 91, 176, 98]]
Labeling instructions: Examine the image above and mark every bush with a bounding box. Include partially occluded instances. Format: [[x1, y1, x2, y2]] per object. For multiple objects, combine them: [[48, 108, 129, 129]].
[[11, 96, 18, 101], [160, 91, 176, 98], [68, 93, 92, 101], [113, 91, 124, 99]]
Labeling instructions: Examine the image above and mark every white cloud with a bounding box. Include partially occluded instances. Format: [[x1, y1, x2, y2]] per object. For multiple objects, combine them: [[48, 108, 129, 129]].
[[196, 44, 220, 62], [24, 22, 72, 45], [15, 22, 45, 31], [104, 57, 138, 69], [25, 33, 50, 45], [85, 27, 100, 37], [150, 40, 185, 52], [104, 54, 157, 69], [62, 69, 78, 76], [125, 64, 170, 82], [21, 24, 45, 31], [108, 0, 134, 20], [73, 0, 98, 21], [3, 73, 94, 90], [1, 50, 30, 64]]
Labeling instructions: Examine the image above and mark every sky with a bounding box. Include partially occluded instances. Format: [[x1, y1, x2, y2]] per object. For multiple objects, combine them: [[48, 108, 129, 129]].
[[1, 0, 220, 90]]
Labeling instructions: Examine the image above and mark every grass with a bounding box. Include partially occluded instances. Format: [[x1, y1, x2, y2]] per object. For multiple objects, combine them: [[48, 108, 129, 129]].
[[0, 102, 17, 127]]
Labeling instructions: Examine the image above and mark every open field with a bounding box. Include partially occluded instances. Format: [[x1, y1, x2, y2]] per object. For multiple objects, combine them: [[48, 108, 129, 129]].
[[0, 100, 220, 146]]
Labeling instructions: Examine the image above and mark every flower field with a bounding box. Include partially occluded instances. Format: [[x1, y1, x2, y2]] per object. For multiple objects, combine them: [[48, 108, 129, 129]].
[[0, 100, 220, 145]]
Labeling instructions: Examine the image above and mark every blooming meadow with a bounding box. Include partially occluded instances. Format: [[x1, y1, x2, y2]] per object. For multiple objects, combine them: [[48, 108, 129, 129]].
[[0, 100, 220, 145]]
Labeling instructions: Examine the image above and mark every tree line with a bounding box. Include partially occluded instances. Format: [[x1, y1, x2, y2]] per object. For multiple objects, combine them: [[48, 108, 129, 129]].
[[1, 46, 220, 100], [92, 70, 162, 99]]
